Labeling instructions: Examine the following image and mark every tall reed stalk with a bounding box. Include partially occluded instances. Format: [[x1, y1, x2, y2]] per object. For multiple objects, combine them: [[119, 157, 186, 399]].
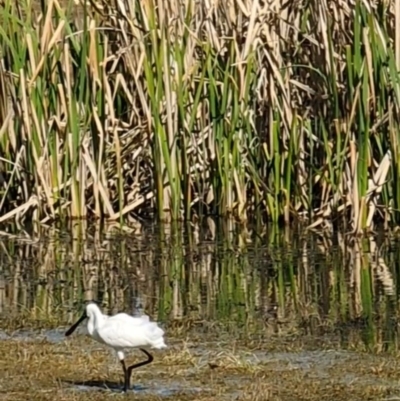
[[0, 0, 399, 230]]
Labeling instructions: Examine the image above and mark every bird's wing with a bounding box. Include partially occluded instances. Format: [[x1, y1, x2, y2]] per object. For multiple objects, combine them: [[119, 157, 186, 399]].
[[99, 318, 148, 348], [99, 314, 164, 348]]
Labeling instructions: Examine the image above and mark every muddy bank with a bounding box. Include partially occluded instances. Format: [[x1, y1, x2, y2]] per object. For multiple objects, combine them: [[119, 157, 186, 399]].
[[1, 330, 400, 401]]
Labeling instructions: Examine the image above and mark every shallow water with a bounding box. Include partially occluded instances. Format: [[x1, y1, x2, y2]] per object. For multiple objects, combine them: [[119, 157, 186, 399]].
[[0, 222, 398, 347], [1, 222, 400, 399], [68, 381, 207, 397]]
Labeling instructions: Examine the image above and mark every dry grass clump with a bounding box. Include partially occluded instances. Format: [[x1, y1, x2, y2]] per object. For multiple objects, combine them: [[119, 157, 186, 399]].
[[238, 374, 275, 401], [1, 336, 400, 401], [0, 339, 188, 400]]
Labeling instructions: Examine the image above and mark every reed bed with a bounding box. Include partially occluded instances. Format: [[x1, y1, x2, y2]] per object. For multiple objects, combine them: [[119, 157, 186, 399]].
[[0, 0, 400, 229], [0, 220, 399, 352]]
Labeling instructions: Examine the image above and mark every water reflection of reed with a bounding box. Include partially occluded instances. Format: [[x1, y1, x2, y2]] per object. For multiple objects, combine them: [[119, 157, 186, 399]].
[[0, 222, 398, 350]]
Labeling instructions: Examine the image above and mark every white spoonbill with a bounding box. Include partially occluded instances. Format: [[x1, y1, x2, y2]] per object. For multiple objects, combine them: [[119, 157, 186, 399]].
[[65, 302, 167, 392]]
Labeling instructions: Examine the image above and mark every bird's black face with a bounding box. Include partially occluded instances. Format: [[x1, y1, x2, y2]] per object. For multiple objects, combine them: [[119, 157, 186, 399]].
[[65, 311, 87, 337]]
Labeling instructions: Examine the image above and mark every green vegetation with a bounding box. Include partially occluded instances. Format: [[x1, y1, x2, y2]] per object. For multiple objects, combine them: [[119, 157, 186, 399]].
[[0, 0, 399, 230], [0, 221, 397, 353]]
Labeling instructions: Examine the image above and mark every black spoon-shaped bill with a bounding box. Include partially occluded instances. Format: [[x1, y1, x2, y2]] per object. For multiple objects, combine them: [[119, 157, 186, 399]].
[[65, 313, 87, 337]]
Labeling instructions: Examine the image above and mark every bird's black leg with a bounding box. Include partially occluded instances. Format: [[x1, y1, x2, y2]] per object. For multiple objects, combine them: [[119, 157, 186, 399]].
[[125, 349, 154, 390], [120, 359, 130, 393]]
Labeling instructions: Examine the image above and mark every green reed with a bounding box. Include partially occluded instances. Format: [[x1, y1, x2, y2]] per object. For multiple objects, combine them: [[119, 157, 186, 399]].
[[0, 221, 398, 351], [0, 0, 400, 230]]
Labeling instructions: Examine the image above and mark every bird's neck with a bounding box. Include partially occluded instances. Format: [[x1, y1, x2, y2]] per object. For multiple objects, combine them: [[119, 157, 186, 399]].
[[87, 311, 104, 335]]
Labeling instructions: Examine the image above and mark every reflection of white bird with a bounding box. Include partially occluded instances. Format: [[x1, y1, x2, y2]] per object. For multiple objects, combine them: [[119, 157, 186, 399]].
[[65, 302, 167, 392]]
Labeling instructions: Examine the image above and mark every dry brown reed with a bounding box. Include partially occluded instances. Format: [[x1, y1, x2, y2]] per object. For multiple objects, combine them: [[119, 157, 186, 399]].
[[0, 0, 399, 230]]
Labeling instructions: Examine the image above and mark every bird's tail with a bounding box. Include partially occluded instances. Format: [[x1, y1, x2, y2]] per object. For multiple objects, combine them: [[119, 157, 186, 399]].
[[147, 322, 167, 349]]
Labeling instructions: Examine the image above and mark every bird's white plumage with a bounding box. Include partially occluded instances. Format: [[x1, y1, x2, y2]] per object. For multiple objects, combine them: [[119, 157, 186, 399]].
[[65, 303, 165, 392], [84, 303, 167, 359]]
